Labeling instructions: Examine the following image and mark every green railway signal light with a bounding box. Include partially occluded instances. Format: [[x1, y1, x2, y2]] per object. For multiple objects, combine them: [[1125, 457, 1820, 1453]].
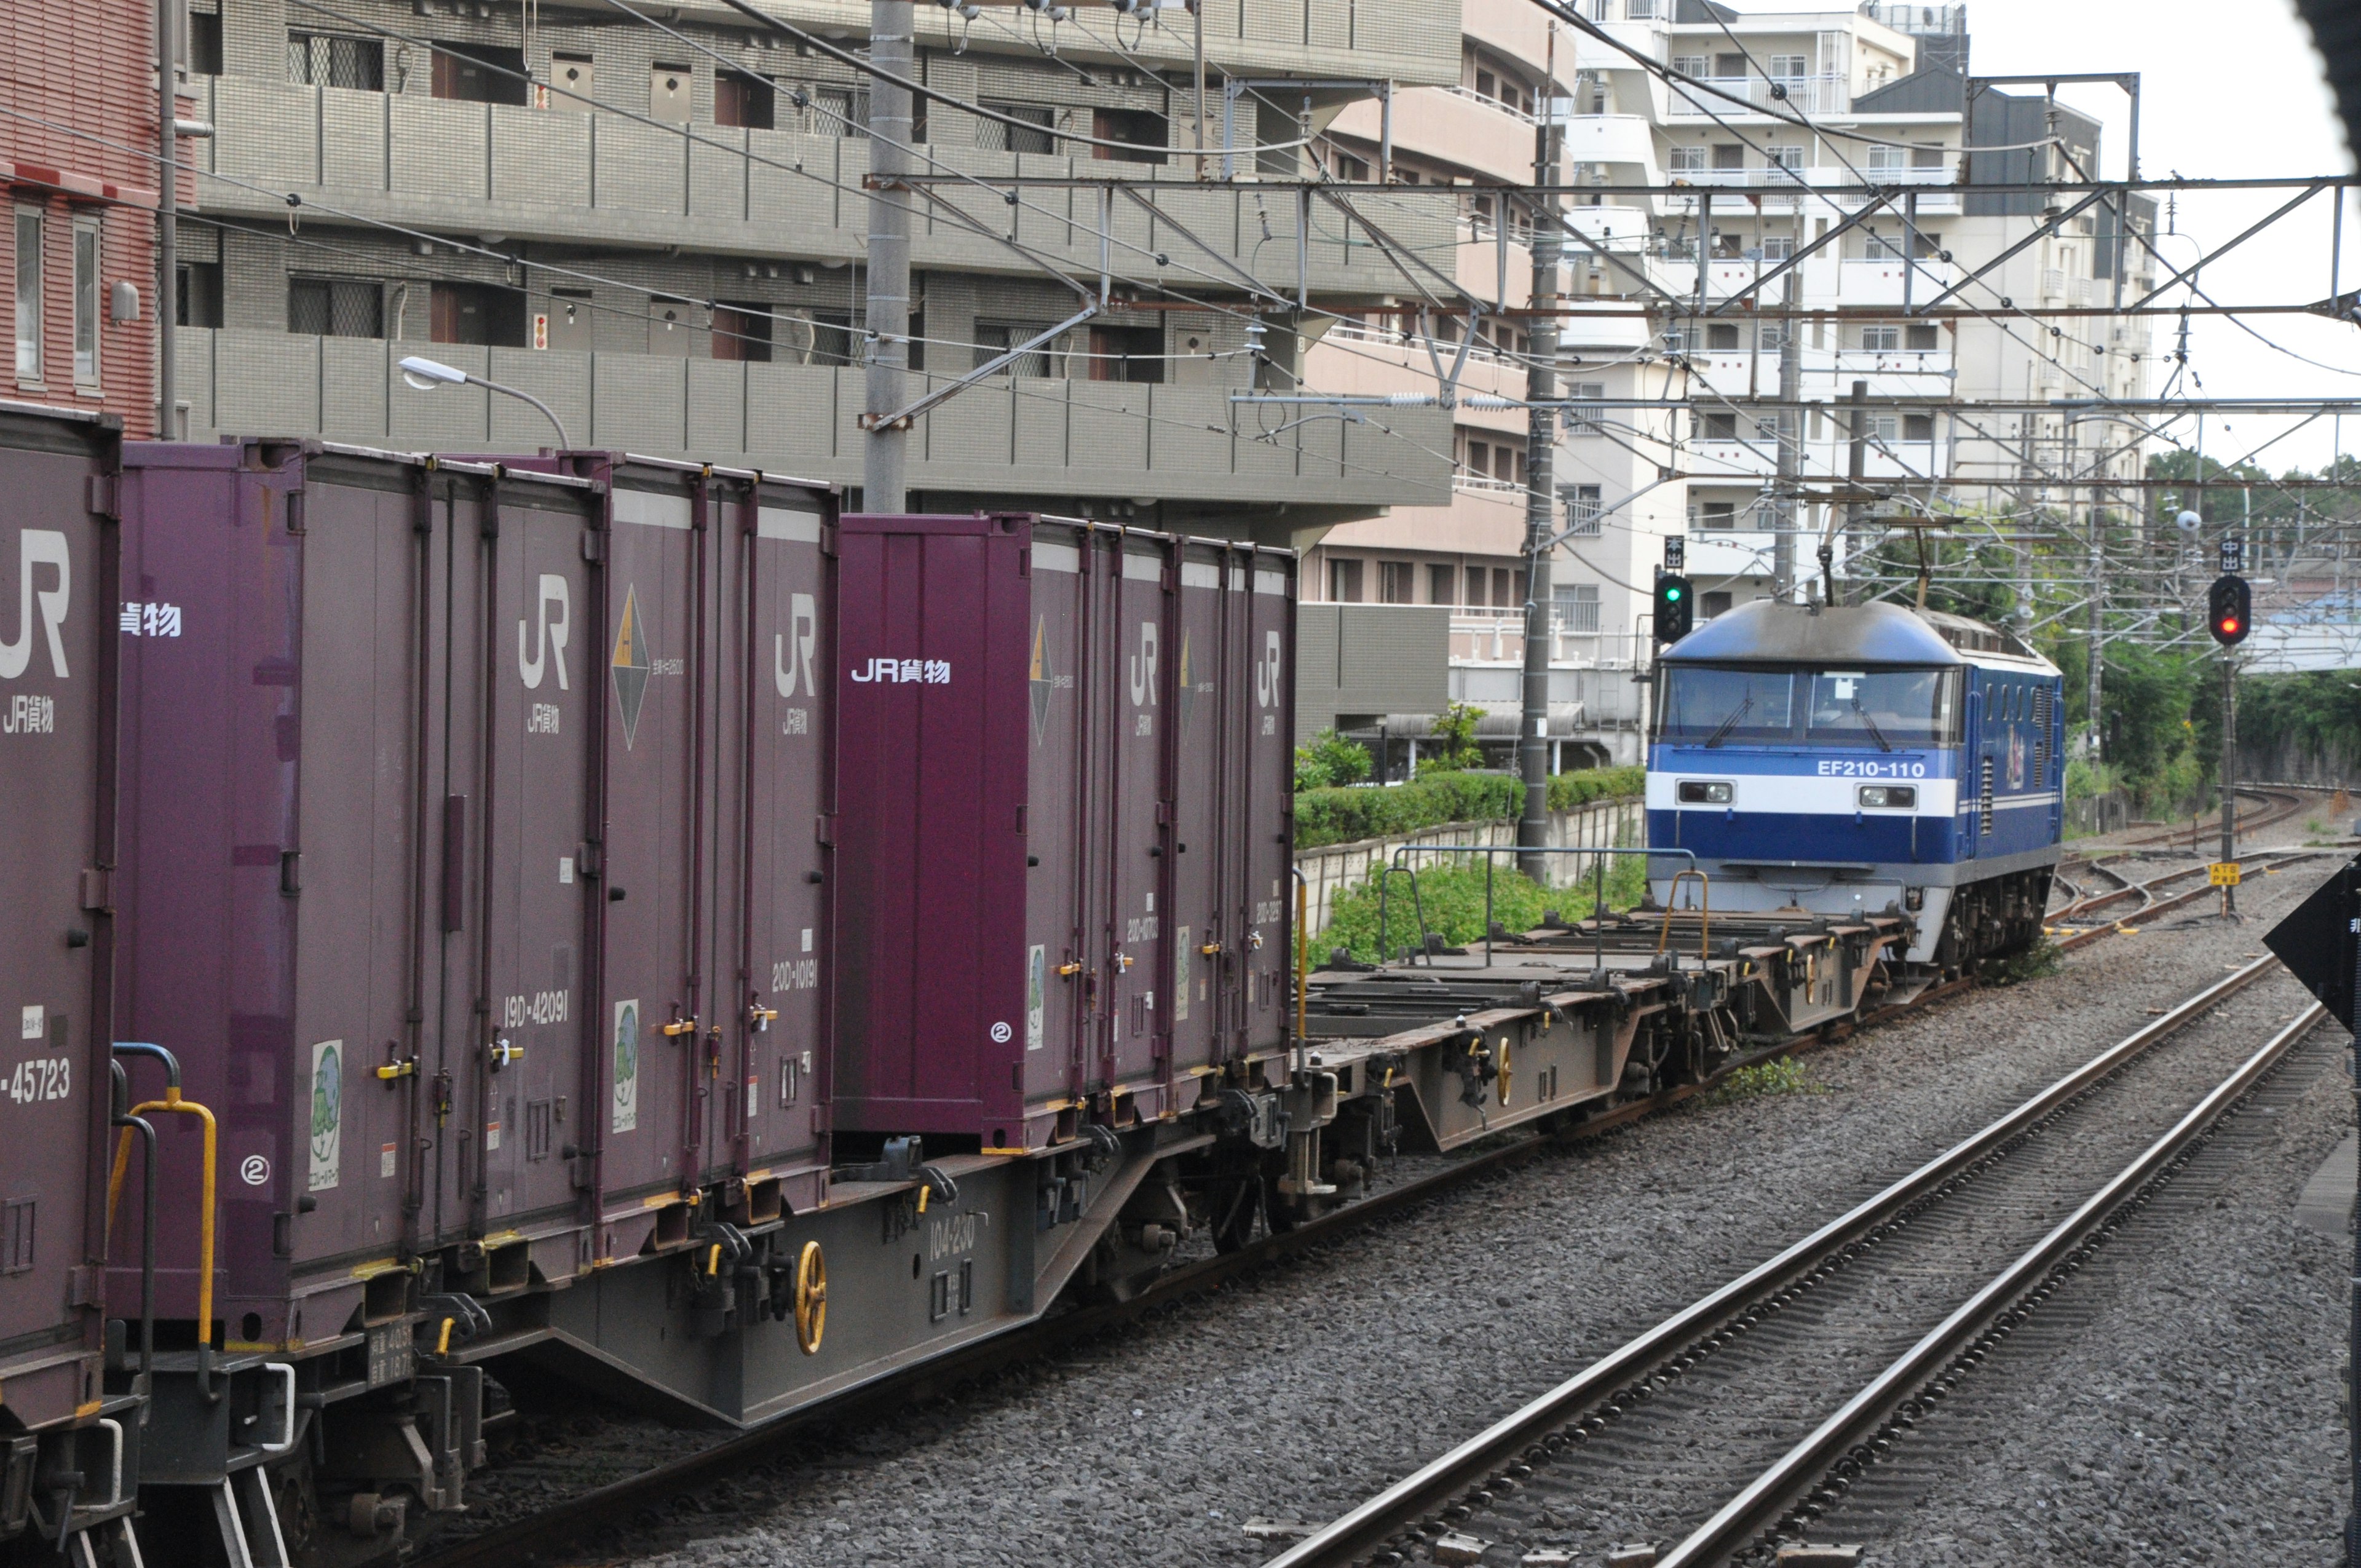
[[1656, 572, 1695, 643]]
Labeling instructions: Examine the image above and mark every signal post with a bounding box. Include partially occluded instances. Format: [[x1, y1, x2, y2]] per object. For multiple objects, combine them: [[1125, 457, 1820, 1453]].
[[2209, 537, 2250, 917]]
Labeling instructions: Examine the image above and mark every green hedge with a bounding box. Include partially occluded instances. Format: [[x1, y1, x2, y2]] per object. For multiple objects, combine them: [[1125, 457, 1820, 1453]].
[[1317, 856, 1650, 962], [1292, 765, 1645, 851]]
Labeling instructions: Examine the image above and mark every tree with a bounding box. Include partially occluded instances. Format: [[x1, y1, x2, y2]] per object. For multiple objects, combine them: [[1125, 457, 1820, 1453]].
[[1294, 729, 1370, 792]]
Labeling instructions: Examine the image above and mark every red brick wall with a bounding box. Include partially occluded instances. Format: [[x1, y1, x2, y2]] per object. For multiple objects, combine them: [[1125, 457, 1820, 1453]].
[[0, 0, 165, 437]]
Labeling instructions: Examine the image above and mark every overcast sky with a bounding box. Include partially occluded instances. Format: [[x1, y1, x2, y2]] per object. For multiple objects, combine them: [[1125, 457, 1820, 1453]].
[[1739, 0, 2357, 479]]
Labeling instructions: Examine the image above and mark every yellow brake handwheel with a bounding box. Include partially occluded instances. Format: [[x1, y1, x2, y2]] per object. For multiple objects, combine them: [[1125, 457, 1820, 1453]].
[[794, 1240, 826, 1355]]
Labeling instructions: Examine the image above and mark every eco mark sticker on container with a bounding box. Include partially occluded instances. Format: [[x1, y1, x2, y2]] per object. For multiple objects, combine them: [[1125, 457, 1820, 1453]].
[[1026, 946, 1046, 1051], [381, 1142, 397, 1179], [19, 1005, 41, 1041], [612, 1000, 641, 1133], [308, 1039, 342, 1194]]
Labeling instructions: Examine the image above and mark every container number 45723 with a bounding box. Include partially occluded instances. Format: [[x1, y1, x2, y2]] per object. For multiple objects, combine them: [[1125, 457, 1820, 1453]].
[[6, 1058, 69, 1105]]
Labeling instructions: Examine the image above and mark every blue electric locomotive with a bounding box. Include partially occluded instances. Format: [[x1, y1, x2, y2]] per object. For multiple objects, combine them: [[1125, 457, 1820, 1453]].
[[1647, 598, 2063, 970]]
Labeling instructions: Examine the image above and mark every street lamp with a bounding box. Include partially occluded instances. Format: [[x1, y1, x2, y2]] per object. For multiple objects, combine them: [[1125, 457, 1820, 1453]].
[[397, 355, 574, 451]]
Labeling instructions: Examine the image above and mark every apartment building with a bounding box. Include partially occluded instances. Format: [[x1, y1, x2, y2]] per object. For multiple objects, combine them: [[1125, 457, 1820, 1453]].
[[170, 0, 1461, 535], [1300, 0, 2154, 766], [2, 0, 179, 436]]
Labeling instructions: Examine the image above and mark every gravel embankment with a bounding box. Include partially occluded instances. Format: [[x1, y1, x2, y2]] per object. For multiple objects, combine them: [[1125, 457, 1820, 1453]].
[[521, 856, 2345, 1568]]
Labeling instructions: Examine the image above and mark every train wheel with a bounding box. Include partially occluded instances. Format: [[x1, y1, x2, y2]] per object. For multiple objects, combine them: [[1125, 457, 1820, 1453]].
[[1208, 1176, 1260, 1253]]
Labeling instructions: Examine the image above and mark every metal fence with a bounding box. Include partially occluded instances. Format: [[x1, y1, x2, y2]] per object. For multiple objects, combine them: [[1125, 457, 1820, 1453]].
[[1293, 793, 1646, 937]]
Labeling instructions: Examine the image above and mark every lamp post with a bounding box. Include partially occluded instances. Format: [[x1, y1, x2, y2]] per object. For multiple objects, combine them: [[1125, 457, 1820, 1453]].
[[397, 355, 573, 451]]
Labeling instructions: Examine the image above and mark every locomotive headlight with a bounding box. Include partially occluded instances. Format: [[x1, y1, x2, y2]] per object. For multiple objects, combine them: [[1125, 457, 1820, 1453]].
[[1677, 780, 1733, 804], [1858, 785, 1917, 809]]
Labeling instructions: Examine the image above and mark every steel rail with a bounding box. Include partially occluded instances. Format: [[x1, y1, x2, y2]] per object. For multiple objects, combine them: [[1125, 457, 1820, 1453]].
[[1658, 998, 2329, 1566], [421, 828, 2332, 1566], [1261, 955, 2282, 1568]]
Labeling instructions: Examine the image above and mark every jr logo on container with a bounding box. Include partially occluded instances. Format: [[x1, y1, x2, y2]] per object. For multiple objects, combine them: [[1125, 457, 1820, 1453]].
[[1, 530, 70, 681], [517, 574, 571, 691]]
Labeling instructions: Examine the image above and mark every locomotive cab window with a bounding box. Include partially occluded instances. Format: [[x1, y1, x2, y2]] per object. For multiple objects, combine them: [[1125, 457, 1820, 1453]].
[[1656, 667, 1795, 745], [1805, 668, 1959, 748], [1677, 780, 1733, 804]]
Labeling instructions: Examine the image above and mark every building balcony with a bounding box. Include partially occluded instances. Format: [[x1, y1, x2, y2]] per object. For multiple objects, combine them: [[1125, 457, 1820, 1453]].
[[1302, 321, 1529, 433], [1664, 74, 1852, 118], [174, 328, 1452, 509], [1461, 0, 1562, 72], [1331, 87, 1552, 188], [1319, 481, 1530, 556], [191, 74, 1452, 298]]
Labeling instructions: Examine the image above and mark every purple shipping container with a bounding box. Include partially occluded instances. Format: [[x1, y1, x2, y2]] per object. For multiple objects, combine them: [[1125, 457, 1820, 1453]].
[[0, 402, 122, 1458], [829, 514, 1294, 1153], [111, 445, 837, 1366], [110, 442, 614, 1354], [505, 454, 837, 1249]]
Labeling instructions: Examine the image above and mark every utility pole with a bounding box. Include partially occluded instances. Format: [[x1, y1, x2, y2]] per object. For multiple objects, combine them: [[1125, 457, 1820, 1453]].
[[1830, 378, 1867, 605], [1771, 271, 1801, 601], [156, 0, 176, 439], [1517, 50, 1563, 885], [861, 0, 914, 512]]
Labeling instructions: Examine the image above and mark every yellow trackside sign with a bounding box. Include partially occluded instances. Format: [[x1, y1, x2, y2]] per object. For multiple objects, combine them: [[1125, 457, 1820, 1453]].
[[2209, 862, 2242, 887]]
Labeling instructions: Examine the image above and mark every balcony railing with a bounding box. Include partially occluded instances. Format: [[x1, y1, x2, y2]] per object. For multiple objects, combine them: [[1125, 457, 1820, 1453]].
[[1666, 75, 1851, 117]]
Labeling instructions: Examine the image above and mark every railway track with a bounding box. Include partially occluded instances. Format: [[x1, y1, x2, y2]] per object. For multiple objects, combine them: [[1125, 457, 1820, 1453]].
[[416, 850, 2335, 1568], [1260, 959, 2325, 1568]]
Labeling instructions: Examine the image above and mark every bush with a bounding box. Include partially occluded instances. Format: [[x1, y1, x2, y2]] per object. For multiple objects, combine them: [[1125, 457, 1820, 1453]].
[[1418, 703, 1486, 773], [1316, 853, 1650, 963], [1293, 728, 1371, 792], [1292, 764, 1644, 850]]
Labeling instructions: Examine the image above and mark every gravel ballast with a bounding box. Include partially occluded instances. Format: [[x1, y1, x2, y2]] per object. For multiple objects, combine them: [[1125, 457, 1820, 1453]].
[[513, 853, 2351, 1568]]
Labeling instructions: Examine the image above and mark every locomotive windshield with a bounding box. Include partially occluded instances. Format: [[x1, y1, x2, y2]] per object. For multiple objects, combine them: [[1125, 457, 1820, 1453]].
[[1659, 666, 1961, 748]]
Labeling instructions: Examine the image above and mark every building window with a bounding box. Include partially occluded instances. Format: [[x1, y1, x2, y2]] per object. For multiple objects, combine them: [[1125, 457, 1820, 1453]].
[[805, 310, 860, 367], [1329, 558, 1364, 604], [1624, 0, 1656, 18], [289, 276, 384, 339], [1465, 564, 1490, 608], [1669, 146, 1706, 173], [1701, 411, 1737, 440], [975, 319, 1060, 378], [288, 31, 384, 90], [715, 72, 775, 130], [978, 103, 1056, 156], [71, 219, 100, 386], [1911, 143, 1947, 170], [429, 282, 525, 347], [1093, 108, 1167, 165], [176, 261, 223, 328], [1671, 55, 1708, 78], [1568, 381, 1605, 431], [1428, 563, 1457, 605], [431, 42, 528, 105], [189, 10, 224, 74], [1087, 324, 1163, 384], [1865, 145, 1905, 173], [1701, 589, 1733, 619], [1767, 54, 1808, 81], [1766, 145, 1804, 171], [1860, 323, 1900, 352], [1698, 500, 1736, 530], [1762, 236, 1795, 260], [713, 303, 773, 363], [1564, 483, 1602, 536], [1905, 413, 1935, 441], [14, 207, 41, 384], [1906, 323, 1940, 351], [1711, 144, 1744, 170], [1554, 583, 1600, 634], [1706, 322, 1739, 350], [1378, 561, 1414, 604]]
